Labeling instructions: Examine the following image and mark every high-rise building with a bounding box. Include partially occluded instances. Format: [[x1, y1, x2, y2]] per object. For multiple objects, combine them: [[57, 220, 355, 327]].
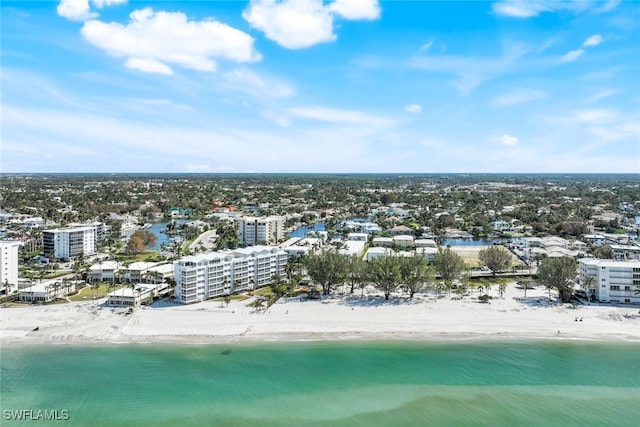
[[0, 241, 20, 293], [236, 216, 284, 246], [43, 226, 97, 260], [579, 258, 640, 304], [174, 246, 288, 304]]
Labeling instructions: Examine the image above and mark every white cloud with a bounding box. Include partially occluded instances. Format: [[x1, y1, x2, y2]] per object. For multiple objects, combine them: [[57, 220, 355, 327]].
[[329, 0, 380, 20], [559, 34, 601, 64], [588, 89, 618, 102], [1, 104, 395, 173], [57, 0, 127, 21], [261, 110, 292, 127], [243, 0, 335, 49], [588, 121, 640, 142], [243, 0, 380, 49], [124, 58, 173, 75], [418, 40, 433, 53], [409, 44, 529, 94], [492, 1, 616, 18], [595, 0, 620, 13], [583, 34, 603, 47], [81, 8, 260, 75], [575, 109, 618, 124], [57, 0, 97, 21], [222, 68, 295, 100], [404, 104, 422, 113], [492, 1, 548, 18], [560, 49, 584, 62], [491, 133, 519, 146], [491, 88, 548, 107], [287, 106, 394, 126], [92, 0, 127, 8]]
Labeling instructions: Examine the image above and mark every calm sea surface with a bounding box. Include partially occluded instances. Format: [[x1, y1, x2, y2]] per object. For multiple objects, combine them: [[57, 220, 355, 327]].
[[1, 341, 638, 426]]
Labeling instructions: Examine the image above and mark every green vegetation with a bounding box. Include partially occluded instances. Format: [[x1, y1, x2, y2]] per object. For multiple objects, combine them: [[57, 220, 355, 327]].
[[433, 247, 467, 288], [536, 257, 577, 303], [69, 283, 119, 301], [212, 294, 249, 302], [116, 252, 157, 263], [366, 256, 401, 300], [303, 250, 349, 296], [252, 287, 273, 297], [478, 246, 512, 275], [398, 254, 435, 299]]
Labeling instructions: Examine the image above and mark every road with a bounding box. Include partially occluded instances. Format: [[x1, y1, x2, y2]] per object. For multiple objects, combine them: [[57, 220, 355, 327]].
[[189, 230, 218, 252]]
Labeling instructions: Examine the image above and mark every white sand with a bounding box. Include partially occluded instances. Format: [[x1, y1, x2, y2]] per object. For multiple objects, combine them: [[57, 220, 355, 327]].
[[2, 283, 639, 345]]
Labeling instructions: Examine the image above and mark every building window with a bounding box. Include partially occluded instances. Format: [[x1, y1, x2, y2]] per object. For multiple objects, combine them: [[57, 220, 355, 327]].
[[610, 285, 620, 290]]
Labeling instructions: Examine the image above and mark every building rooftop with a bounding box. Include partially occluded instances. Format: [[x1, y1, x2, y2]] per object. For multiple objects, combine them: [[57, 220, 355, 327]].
[[579, 258, 640, 267]]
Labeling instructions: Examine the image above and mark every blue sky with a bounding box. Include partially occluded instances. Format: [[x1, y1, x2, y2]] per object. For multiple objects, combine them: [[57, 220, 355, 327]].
[[2, 0, 639, 173]]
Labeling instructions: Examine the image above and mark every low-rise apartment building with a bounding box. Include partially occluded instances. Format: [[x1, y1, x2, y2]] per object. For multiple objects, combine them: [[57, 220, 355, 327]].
[[173, 246, 288, 304], [578, 259, 640, 304], [19, 281, 78, 303], [106, 283, 170, 307], [610, 245, 640, 260]]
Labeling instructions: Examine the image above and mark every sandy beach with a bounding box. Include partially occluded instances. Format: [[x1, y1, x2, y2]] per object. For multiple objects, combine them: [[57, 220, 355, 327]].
[[2, 282, 639, 345]]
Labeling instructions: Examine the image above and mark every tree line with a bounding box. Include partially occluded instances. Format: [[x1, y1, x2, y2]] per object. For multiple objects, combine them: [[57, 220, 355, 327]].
[[301, 247, 467, 300], [300, 247, 579, 303]]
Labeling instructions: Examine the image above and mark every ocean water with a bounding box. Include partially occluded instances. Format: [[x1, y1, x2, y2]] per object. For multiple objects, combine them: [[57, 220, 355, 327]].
[[1, 341, 638, 426]]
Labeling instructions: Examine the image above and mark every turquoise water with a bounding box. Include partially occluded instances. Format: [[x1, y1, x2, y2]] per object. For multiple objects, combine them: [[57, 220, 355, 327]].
[[1, 342, 639, 426]]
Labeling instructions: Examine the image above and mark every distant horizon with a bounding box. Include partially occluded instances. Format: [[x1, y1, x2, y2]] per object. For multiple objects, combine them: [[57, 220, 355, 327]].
[[2, 1, 639, 173], [3, 172, 639, 177]]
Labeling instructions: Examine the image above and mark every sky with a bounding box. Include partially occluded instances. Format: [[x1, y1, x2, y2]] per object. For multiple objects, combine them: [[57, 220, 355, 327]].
[[1, 0, 639, 173]]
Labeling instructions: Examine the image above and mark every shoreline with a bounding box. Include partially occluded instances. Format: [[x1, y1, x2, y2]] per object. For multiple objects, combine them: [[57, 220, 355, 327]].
[[4, 332, 640, 348], [3, 281, 639, 347]]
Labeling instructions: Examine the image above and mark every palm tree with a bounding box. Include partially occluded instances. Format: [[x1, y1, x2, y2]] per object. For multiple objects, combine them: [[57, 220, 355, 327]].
[[50, 282, 61, 302], [498, 282, 507, 299], [92, 282, 101, 304], [127, 282, 139, 307], [43, 284, 50, 303], [518, 277, 531, 299], [583, 275, 596, 301]]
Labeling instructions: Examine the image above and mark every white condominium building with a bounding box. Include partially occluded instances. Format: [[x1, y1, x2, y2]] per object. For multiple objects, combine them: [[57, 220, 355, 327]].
[[0, 241, 20, 293], [236, 216, 284, 245], [43, 225, 97, 260], [174, 246, 288, 304], [578, 258, 640, 304]]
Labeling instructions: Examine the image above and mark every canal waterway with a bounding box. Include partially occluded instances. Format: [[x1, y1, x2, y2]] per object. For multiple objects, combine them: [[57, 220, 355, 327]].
[[441, 238, 504, 246], [289, 222, 326, 238], [147, 220, 191, 251]]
